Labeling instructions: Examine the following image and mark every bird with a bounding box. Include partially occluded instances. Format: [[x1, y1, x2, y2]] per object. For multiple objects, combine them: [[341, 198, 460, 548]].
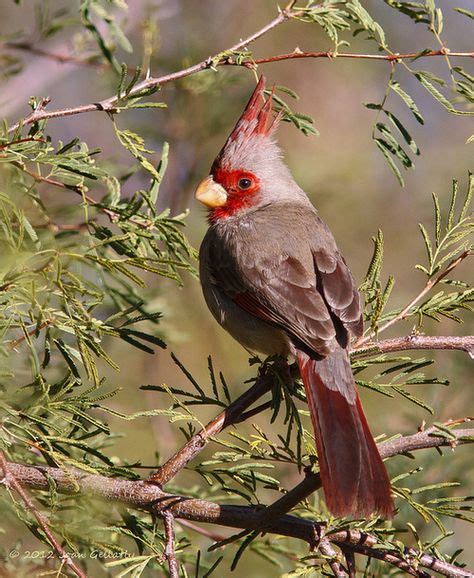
[[194, 76, 393, 519]]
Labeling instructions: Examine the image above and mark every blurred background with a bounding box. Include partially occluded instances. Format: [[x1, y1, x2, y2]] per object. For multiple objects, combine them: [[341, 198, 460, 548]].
[[1, 1, 473, 576]]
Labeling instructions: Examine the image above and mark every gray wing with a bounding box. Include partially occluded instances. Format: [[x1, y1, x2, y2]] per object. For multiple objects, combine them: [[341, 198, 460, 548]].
[[203, 203, 362, 357]]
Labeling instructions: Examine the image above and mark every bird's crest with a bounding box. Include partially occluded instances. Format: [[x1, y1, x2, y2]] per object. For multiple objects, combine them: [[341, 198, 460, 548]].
[[212, 76, 282, 172], [227, 76, 280, 141]]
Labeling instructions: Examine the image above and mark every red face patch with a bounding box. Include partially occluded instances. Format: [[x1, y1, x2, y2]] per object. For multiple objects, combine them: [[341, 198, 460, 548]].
[[208, 168, 260, 222]]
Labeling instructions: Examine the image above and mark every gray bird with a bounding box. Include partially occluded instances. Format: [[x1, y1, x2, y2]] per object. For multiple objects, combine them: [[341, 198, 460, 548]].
[[195, 77, 393, 518]]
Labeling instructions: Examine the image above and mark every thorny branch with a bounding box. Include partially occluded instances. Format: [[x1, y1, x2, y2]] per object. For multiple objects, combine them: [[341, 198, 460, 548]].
[[2, 426, 473, 577]]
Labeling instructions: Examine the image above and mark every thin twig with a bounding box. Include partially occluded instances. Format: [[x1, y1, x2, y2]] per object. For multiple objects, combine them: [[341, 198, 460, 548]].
[[2, 41, 109, 68], [355, 251, 471, 347], [4, 40, 472, 76], [15, 159, 153, 227], [352, 334, 474, 357], [0, 452, 87, 578], [8, 320, 54, 350], [8, 5, 302, 133], [163, 511, 179, 578], [11, 161, 85, 195], [148, 361, 277, 485], [319, 540, 348, 577], [248, 48, 474, 65], [344, 550, 356, 578], [177, 519, 225, 542], [342, 542, 433, 577], [8, 0, 471, 135]]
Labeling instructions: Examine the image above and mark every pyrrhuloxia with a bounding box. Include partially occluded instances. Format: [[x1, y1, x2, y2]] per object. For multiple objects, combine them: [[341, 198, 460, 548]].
[[195, 77, 393, 518]]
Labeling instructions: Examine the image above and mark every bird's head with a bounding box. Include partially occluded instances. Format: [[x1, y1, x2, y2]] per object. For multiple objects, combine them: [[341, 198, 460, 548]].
[[195, 76, 302, 223]]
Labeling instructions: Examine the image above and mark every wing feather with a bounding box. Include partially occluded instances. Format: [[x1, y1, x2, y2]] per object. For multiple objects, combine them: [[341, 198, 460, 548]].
[[205, 204, 363, 356]]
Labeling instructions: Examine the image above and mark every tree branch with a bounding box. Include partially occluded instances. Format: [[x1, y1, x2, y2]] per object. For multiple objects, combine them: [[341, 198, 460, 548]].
[[341, 542, 432, 578], [12, 159, 157, 229], [251, 421, 473, 540], [8, 8, 473, 133], [318, 540, 348, 578], [3, 425, 473, 577], [8, 4, 302, 133], [162, 511, 179, 578], [148, 331, 471, 508], [248, 48, 474, 65], [5, 42, 472, 73], [147, 331, 471, 514], [1, 41, 108, 68]]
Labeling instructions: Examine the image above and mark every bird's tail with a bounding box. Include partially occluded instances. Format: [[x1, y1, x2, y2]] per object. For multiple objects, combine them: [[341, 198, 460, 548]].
[[296, 347, 393, 518]]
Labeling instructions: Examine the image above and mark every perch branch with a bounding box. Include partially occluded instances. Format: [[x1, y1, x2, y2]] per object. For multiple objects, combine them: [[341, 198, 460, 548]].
[[149, 332, 471, 492]]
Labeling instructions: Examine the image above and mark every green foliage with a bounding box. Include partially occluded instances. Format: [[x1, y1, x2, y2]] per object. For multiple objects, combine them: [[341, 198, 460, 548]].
[[265, 86, 319, 137], [296, 0, 473, 185], [0, 76, 194, 477], [360, 175, 472, 331], [80, 0, 132, 73]]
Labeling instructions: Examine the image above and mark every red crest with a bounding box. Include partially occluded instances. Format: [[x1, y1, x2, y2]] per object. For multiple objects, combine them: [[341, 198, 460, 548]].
[[212, 76, 281, 172]]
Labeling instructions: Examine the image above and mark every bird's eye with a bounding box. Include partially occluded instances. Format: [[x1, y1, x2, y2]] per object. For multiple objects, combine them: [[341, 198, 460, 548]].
[[238, 177, 253, 190]]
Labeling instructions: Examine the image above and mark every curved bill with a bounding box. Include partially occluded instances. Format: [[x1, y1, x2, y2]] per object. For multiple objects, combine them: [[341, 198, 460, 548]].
[[195, 175, 228, 208]]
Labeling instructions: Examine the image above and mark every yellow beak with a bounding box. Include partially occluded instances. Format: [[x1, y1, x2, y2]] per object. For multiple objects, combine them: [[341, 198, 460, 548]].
[[195, 175, 228, 208]]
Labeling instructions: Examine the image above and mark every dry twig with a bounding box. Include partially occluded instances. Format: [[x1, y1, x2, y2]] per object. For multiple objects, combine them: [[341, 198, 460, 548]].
[[0, 451, 87, 578], [163, 511, 179, 578]]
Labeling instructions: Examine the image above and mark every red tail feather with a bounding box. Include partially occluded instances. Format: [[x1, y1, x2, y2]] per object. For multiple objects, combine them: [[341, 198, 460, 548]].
[[296, 348, 393, 518]]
